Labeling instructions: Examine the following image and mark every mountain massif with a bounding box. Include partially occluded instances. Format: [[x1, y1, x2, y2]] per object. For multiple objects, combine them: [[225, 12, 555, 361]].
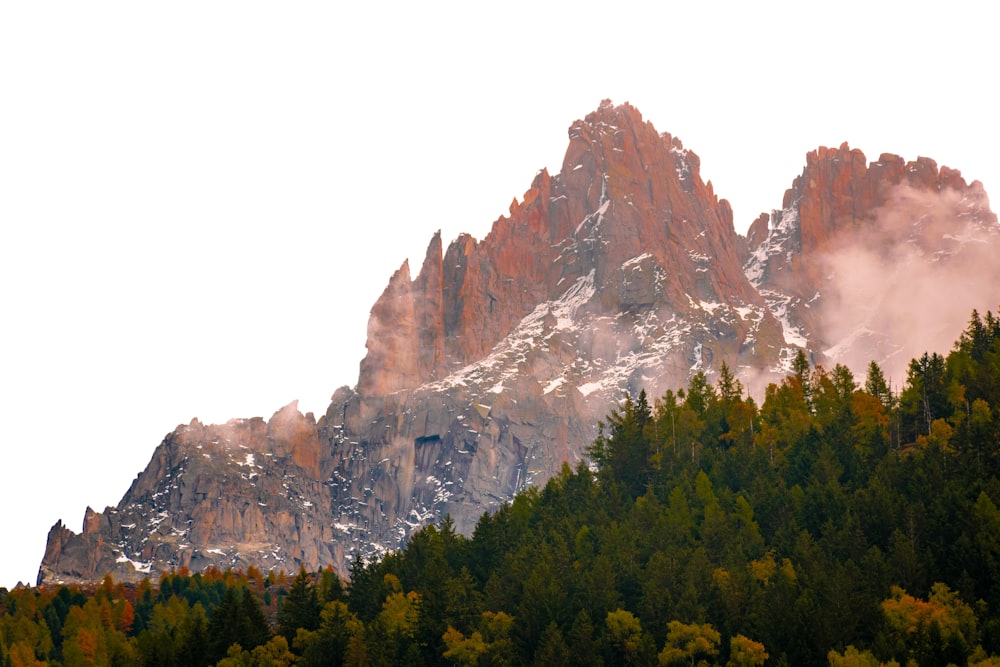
[[37, 101, 999, 585]]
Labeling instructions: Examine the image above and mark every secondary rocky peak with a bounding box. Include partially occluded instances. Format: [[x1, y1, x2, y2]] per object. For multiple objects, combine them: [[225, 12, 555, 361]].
[[414, 231, 446, 384], [745, 141, 998, 375], [786, 142, 991, 264]]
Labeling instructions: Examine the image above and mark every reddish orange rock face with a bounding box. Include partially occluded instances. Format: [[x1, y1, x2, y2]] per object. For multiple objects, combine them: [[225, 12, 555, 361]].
[[357, 100, 776, 399]]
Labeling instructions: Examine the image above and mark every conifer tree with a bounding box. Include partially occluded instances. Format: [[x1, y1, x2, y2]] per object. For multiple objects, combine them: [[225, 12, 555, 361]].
[[588, 390, 655, 498], [532, 621, 571, 667], [900, 352, 949, 440], [207, 586, 270, 663], [278, 566, 321, 641], [792, 348, 812, 407], [864, 361, 892, 409]]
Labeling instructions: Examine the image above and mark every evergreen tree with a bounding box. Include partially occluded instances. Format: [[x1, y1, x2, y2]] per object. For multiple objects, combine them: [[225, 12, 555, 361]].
[[295, 600, 365, 667], [532, 621, 570, 667], [567, 610, 604, 667], [865, 360, 892, 409], [320, 567, 346, 604], [792, 348, 812, 407], [588, 390, 655, 499], [278, 566, 321, 641], [685, 372, 716, 417], [177, 603, 210, 667], [207, 586, 270, 663], [900, 352, 949, 441]]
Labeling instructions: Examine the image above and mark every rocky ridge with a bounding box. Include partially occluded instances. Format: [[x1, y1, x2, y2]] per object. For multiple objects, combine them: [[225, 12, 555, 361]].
[[38, 101, 998, 585]]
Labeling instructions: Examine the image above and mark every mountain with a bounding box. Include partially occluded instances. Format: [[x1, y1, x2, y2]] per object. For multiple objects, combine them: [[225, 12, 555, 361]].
[[745, 142, 998, 376], [37, 101, 998, 585]]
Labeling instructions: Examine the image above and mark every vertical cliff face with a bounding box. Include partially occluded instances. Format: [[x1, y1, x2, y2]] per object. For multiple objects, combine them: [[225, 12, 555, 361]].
[[38, 101, 999, 584]]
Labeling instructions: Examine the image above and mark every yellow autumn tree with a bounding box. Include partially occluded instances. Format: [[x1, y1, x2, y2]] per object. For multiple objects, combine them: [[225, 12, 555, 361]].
[[727, 634, 768, 667], [881, 582, 977, 664], [659, 620, 720, 666], [827, 644, 898, 666], [442, 611, 514, 666]]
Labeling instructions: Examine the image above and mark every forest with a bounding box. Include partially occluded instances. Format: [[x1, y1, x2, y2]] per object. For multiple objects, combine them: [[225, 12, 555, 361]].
[[4, 309, 1000, 666]]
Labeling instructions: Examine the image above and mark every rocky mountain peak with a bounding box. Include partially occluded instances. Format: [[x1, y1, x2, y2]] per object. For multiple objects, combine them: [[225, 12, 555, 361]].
[[355, 101, 778, 399], [38, 101, 998, 585]]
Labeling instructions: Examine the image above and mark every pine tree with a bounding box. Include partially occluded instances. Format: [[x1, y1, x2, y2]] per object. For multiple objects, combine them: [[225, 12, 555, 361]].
[[177, 603, 210, 667]]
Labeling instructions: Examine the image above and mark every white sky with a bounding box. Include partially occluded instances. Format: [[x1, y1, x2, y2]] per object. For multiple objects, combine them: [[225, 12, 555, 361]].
[[1, 2, 996, 588]]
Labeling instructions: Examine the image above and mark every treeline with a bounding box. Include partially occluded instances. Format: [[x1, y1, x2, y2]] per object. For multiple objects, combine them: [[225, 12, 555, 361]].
[[4, 310, 1000, 665], [0, 565, 344, 666]]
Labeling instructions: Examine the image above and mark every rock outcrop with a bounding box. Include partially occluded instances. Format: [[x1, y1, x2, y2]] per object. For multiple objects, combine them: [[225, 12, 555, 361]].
[[38, 102, 999, 585], [38, 405, 338, 585]]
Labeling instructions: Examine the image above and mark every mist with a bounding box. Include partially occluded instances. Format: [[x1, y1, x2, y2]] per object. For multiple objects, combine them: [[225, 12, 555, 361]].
[[817, 183, 1000, 387]]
